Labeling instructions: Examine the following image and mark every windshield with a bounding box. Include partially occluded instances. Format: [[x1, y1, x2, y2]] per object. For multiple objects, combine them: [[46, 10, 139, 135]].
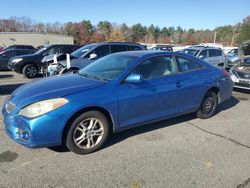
[[181, 49, 200, 56], [34, 46, 50, 55], [71, 44, 97, 58], [79, 54, 138, 81]]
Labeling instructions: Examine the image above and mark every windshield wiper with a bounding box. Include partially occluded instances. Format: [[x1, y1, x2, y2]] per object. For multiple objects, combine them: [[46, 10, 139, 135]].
[[80, 73, 109, 81]]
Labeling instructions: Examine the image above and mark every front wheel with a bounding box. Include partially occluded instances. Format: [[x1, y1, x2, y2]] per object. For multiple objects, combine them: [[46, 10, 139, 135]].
[[22, 64, 38, 78], [197, 91, 218, 119], [65, 111, 110, 155]]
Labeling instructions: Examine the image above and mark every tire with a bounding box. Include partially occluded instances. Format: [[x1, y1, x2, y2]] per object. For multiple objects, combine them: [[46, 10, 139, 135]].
[[65, 111, 110, 155], [22, 64, 38, 78], [197, 91, 218, 119]]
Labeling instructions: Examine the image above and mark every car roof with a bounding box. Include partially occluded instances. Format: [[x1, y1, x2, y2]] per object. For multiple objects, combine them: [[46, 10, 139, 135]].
[[112, 50, 177, 57], [90, 42, 143, 46], [187, 46, 222, 50]]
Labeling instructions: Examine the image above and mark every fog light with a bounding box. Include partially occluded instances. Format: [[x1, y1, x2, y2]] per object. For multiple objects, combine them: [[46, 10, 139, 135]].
[[17, 129, 30, 141], [21, 131, 29, 140]]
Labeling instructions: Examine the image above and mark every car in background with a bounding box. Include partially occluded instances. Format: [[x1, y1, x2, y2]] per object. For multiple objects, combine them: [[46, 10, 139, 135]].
[[180, 46, 228, 68], [2, 51, 233, 154], [0, 45, 37, 52], [227, 48, 238, 55], [8, 44, 80, 78], [230, 57, 250, 90], [229, 40, 250, 90], [0, 49, 36, 71], [149, 45, 173, 51], [52, 42, 147, 75]]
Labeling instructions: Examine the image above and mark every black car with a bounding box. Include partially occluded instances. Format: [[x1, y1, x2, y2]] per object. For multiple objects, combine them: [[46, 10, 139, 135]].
[[47, 42, 147, 75], [0, 49, 36, 71], [0, 45, 37, 52], [8, 44, 80, 78]]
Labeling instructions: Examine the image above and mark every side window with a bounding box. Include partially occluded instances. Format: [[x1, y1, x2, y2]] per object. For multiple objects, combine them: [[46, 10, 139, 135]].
[[62, 46, 74, 54], [176, 56, 203, 73], [216, 49, 222, 56], [2, 51, 15, 58], [47, 47, 60, 55], [208, 49, 218, 57], [111, 45, 128, 53], [131, 56, 177, 80], [16, 50, 26, 56], [90, 45, 110, 58], [129, 45, 141, 51], [199, 50, 208, 58]]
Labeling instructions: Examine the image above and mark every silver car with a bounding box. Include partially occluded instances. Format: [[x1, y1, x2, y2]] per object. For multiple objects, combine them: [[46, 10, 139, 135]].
[[181, 46, 228, 68]]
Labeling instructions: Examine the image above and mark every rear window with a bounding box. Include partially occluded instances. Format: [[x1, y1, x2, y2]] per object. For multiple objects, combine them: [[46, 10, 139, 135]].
[[176, 56, 203, 72], [209, 49, 222, 57], [111, 45, 128, 53], [129, 45, 142, 51]]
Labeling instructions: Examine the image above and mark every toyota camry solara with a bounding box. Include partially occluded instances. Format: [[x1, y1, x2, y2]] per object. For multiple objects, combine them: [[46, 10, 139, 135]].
[[2, 51, 233, 154]]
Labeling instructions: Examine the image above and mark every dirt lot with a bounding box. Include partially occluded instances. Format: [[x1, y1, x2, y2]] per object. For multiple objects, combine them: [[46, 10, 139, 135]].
[[0, 71, 250, 188]]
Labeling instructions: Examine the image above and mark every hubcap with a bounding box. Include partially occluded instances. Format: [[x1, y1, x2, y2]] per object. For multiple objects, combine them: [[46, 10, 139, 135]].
[[26, 66, 37, 77], [203, 97, 214, 114], [73, 118, 104, 149]]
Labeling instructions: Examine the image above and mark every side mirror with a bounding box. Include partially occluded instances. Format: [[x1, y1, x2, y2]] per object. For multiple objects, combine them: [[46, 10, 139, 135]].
[[125, 74, 142, 83], [89, 53, 98, 60], [198, 55, 204, 59]]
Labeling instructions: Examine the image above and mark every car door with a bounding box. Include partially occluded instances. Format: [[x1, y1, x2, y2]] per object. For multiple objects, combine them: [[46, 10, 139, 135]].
[[208, 49, 219, 66], [117, 55, 181, 128], [85, 45, 111, 60], [174, 55, 208, 112], [0, 50, 16, 70]]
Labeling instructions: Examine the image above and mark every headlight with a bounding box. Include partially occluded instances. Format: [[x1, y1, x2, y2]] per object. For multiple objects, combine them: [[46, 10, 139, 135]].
[[19, 98, 69, 118], [11, 58, 23, 63]]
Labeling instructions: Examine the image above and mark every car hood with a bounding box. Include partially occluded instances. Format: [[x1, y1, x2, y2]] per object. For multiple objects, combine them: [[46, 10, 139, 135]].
[[59, 58, 93, 69], [9, 73, 105, 107]]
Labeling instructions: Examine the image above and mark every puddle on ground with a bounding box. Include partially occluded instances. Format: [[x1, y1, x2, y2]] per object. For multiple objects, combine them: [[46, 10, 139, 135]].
[[0, 151, 18, 162]]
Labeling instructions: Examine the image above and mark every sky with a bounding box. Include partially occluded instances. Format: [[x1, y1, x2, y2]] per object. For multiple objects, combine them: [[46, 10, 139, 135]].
[[0, 0, 249, 30]]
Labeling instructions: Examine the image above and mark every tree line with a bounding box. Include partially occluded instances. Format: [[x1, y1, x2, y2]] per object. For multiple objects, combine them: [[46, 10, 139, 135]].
[[0, 16, 249, 46]]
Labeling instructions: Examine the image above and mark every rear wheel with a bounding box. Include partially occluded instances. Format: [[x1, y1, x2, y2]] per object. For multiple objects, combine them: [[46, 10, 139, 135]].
[[22, 64, 38, 78], [197, 91, 218, 119], [65, 111, 110, 155]]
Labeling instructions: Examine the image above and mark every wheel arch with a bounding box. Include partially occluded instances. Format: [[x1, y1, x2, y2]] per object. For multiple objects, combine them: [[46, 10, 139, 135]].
[[205, 87, 221, 103], [21, 62, 39, 72], [62, 106, 115, 144]]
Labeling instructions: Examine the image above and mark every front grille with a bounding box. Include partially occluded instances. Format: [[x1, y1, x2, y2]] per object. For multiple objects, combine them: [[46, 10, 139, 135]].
[[234, 82, 250, 88]]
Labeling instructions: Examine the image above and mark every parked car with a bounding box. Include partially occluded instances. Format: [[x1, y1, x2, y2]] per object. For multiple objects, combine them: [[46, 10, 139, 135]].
[[45, 42, 147, 75], [149, 45, 173, 51], [227, 48, 238, 56], [0, 49, 36, 70], [180, 46, 228, 68], [229, 41, 250, 90], [8, 44, 80, 78], [2, 51, 233, 154], [0, 45, 37, 52]]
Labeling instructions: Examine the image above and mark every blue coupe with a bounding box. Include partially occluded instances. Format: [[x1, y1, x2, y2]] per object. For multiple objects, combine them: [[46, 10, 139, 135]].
[[2, 51, 233, 154]]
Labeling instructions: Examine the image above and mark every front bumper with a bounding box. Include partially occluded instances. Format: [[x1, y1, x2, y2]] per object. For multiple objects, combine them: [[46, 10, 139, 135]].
[[230, 74, 250, 90], [2, 100, 69, 148]]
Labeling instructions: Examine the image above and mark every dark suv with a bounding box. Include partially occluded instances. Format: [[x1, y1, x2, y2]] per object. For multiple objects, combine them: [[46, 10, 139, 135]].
[[0, 45, 37, 52], [53, 42, 147, 74], [8, 44, 80, 78]]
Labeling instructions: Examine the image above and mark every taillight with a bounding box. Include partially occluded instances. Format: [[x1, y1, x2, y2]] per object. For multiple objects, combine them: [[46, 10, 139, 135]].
[[223, 70, 230, 77]]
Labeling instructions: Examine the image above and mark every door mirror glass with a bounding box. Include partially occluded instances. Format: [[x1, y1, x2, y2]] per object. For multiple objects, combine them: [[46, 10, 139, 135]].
[[89, 53, 98, 60], [125, 74, 142, 83]]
